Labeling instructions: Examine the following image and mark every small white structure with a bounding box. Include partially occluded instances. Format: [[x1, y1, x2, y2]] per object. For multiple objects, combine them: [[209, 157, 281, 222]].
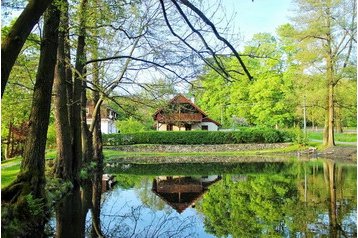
[[153, 94, 221, 131], [86, 102, 118, 134]]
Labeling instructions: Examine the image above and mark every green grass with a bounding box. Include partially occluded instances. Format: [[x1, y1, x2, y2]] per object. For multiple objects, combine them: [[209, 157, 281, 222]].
[[1, 157, 21, 188], [307, 132, 356, 142], [1, 150, 57, 189]]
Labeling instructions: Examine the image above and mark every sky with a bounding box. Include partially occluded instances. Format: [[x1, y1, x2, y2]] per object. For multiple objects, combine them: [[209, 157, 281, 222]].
[[221, 0, 294, 41]]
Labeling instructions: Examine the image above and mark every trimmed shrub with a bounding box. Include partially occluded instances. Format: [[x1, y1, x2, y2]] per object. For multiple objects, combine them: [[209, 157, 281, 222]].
[[102, 128, 293, 145], [284, 128, 308, 145]]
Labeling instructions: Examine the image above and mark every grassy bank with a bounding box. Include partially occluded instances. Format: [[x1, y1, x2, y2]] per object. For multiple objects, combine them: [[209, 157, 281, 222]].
[[308, 131, 356, 142]]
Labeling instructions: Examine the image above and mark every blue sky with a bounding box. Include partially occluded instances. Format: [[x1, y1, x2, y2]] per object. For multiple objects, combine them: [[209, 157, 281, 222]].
[[222, 0, 293, 41]]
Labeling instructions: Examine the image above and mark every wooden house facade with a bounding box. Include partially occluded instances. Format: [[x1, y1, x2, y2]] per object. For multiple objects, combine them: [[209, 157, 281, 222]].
[[153, 94, 221, 131]]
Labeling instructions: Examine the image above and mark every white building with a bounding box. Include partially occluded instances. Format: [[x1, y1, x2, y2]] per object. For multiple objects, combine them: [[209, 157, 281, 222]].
[[86, 102, 118, 134], [153, 94, 221, 131]]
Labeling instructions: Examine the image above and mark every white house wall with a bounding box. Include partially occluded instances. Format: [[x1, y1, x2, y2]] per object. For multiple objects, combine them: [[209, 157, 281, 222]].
[[87, 119, 117, 134], [191, 122, 218, 131]]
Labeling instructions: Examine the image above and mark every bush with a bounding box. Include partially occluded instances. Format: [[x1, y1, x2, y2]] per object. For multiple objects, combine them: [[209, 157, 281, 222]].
[[102, 128, 293, 145], [116, 117, 146, 134], [288, 128, 308, 145]]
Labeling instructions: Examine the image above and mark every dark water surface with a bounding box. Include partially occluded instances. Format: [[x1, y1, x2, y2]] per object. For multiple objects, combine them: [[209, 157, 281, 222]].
[[50, 159, 357, 237]]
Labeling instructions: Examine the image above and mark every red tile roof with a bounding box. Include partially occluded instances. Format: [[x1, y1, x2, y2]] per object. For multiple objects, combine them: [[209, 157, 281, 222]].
[[153, 94, 221, 126]]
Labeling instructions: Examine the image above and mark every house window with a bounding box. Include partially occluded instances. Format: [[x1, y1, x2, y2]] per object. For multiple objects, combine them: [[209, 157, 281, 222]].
[[185, 124, 192, 131], [167, 124, 173, 131], [201, 125, 208, 131]]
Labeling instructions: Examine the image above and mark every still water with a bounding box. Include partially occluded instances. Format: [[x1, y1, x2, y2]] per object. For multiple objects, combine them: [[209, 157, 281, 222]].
[[51, 159, 357, 238]]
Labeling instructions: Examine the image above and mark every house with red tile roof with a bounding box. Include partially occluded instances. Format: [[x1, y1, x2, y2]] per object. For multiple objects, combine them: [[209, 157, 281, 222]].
[[153, 94, 221, 131]]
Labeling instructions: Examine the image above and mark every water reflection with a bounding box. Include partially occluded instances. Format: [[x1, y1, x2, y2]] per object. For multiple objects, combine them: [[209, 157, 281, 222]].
[[54, 183, 91, 238], [152, 176, 221, 213], [196, 160, 357, 237], [51, 159, 356, 238]]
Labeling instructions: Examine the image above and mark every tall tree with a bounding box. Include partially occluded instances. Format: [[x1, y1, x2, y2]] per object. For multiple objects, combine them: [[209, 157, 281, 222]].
[[53, 0, 73, 180], [1, 2, 60, 236], [291, 0, 357, 146], [71, 0, 88, 181]]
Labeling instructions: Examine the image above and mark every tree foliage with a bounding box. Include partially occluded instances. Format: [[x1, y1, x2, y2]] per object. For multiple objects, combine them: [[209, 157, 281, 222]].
[[192, 33, 297, 128]]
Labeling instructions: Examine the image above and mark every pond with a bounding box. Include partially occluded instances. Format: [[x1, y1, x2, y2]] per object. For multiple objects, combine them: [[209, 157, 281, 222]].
[[49, 159, 357, 237]]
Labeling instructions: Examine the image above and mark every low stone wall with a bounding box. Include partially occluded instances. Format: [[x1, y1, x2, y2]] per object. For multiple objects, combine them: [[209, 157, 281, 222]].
[[106, 155, 290, 165], [107, 143, 291, 153]]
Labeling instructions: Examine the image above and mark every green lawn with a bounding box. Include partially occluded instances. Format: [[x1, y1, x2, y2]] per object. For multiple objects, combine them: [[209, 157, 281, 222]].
[[1, 151, 57, 188], [307, 131, 356, 142], [1, 157, 22, 188]]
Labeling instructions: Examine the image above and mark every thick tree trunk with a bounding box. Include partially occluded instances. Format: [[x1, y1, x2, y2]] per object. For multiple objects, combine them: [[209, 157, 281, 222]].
[[1, 3, 60, 237], [1, 0, 53, 97], [81, 81, 93, 164], [72, 0, 88, 181], [323, 2, 335, 147], [79, 2, 92, 164], [64, 9, 73, 128], [327, 82, 335, 146], [2, 2, 60, 202], [91, 59, 104, 238], [54, 0, 73, 180], [323, 56, 335, 147]]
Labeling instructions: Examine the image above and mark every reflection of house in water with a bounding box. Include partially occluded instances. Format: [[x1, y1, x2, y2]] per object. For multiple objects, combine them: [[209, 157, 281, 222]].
[[152, 175, 221, 213]]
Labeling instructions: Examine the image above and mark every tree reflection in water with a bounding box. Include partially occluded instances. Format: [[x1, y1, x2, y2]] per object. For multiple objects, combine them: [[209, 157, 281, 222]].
[[52, 160, 356, 238], [54, 182, 91, 238], [196, 160, 357, 238], [53, 178, 197, 238]]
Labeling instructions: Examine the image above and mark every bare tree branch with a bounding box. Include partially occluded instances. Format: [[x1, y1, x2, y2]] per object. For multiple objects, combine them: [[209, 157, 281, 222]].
[[178, 0, 253, 80]]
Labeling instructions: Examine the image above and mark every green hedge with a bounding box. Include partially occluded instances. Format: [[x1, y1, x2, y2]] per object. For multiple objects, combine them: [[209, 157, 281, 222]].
[[103, 127, 294, 145]]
